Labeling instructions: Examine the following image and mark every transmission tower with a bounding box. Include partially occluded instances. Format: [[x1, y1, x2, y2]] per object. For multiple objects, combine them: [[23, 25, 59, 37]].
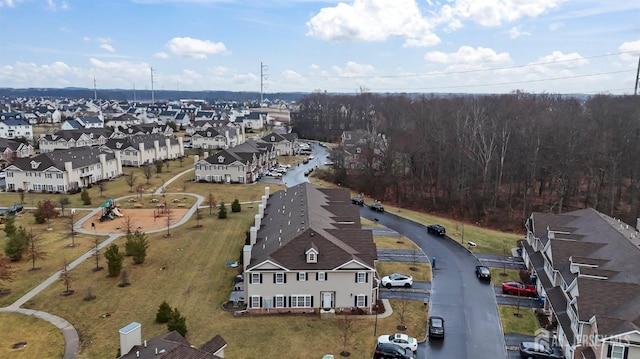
[[635, 55, 640, 96], [260, 62, 268, 104], [150, 67, 156, 104]]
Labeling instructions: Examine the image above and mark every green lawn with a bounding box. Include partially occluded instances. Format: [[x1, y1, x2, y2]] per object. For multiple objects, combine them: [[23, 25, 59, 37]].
[[377, 262, 431, 282], [375, 236, 419, 250], [0, 312, 65, 359], [498, 305, 539, 335], [491, 268, 523, 284]]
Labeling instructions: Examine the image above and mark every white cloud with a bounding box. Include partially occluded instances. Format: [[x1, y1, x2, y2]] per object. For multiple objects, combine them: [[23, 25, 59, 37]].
[[534, 51, 588, 68], [154, 52, 169, 59], [100, 44, 115, 52], [438, 0, 563, 27], [306, 0, 440, 47], [208, 66, 228, 76], [619, 39, 640, 62], [0, 61, 84, 88], [508, 26, 531, 39], [282, 70, 302, 80], [331, 61, 375, 77], [0, 0, 17, 7], [165, 37, 227, 59], [47, 0, 68, 11], [549, 22, 563, 31], [424, 46, 511, 70]]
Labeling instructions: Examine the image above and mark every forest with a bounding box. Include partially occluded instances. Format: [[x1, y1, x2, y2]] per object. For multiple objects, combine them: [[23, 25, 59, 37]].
[[292, 92, 640, 231]]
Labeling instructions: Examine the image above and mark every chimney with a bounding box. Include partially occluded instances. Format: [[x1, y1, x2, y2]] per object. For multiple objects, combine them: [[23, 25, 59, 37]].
[[119, 322, 142, 356], [255, 214, 261, 229], [261, 195, 267, 207], [250, 226, 257, 245], [204, 151, 209, 159], [258, 203, 264, 217], [264, 186, 270, 197], [243, 244, 252, 271]]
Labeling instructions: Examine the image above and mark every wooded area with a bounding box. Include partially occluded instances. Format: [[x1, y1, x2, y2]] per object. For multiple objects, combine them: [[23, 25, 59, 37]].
[[292, 92, 640, 230]]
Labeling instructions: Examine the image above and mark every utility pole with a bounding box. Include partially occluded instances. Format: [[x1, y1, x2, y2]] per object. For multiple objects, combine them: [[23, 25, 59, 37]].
[[635, 55, 640, 96], [260, 62, 268, 105], [150, 67, 155, 105]]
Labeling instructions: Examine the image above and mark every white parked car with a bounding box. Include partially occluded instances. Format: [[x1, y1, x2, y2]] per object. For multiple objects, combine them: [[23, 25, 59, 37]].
[[377, 333, 418, 352], [380, 273, 413, 288]]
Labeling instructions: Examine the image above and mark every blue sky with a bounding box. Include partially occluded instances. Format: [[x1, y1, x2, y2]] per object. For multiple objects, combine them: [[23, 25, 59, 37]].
[[0, 0, 638, 95]]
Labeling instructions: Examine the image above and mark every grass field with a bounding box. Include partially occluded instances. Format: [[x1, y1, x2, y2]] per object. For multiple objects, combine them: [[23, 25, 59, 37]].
[[377, 262, 431, 282], [375, 235, 420, 250], [498, 305, 538, 335], [0, 312, 65, 359], [491, 268, 523, 284]]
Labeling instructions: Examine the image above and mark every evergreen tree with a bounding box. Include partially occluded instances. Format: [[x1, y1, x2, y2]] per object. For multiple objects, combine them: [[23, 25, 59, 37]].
[[156, 301, 172, 323], [167, 308, 187, 336], [104, 244, 124, 277], [231, 199, 241, 213], [125, 231, 150, 264], [218, 201, 227, 219], [81, 189, 92, 205], [4, 225, 28, 261]]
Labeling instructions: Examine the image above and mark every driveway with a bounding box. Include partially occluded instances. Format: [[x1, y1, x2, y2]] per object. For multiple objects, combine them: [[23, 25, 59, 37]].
[[360, 208, 508, 359]]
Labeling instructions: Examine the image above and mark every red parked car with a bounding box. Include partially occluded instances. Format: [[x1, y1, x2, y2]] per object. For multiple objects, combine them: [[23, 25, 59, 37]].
[[501, 281, 537, 297]]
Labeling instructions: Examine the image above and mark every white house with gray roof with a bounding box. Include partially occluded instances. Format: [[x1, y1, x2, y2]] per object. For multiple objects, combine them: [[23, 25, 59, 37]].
[[0, 118, 33, 140], [193, 140, 274, 184], [102, 133, 184, 167], [38, 129, 112, 153], [522, 208, 640, 359], [242, 183, 378, 314], [4, 147, 122, 192]]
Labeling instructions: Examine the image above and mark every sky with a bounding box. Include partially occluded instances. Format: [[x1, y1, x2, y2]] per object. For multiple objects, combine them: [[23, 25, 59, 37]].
[[0, 0, 639, 95]]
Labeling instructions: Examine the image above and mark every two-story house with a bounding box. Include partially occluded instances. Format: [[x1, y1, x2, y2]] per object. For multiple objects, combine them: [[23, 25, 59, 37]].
[[4, 147, 122, 192], [0, 138, 34, 164], [0, 118, 33, 140], [522, 208, 640, 359], [102, 133, 184, 167], [38, 129, 112, 153], [191, 126, 244, 150], [241, 183, 377, 315], [257, 131, 297, 156], [105, 113, 141, 130], [193, 140, 274, 184]]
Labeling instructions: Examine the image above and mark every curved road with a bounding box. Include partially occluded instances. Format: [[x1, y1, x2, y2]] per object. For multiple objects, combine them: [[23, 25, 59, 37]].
[[287, 142, 507, 359]]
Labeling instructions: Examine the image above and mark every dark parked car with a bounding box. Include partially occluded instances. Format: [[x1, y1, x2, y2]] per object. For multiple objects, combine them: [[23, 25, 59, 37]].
[[302, 158, 310, 164], [427, 224, 446, 236], [370, 203, 385, 212], [351, 197, 364, 206], [502, 281, 537, 297], [9, 203, 24, 214], [373, 342, 414, 359], [518, 342, 563, 359], [475, 265, 492, 281], [428, 316, 445, 339]]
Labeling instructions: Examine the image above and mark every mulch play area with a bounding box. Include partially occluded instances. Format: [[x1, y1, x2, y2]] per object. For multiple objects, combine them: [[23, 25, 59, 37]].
[[80, 208, 190, 234]]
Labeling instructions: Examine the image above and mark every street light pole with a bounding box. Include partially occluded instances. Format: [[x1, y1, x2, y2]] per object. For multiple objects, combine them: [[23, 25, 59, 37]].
[[461, 223, 464, 245]]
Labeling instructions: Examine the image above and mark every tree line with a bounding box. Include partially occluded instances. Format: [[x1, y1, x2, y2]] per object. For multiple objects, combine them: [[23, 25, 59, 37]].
[[293, 92, 640, 229]]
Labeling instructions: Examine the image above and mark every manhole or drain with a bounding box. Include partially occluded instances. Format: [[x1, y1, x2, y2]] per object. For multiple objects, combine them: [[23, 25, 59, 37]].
[[12, 341, 27, 349]]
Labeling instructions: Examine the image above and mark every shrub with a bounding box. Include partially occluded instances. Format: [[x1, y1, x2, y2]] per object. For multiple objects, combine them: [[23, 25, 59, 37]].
[[156, 301, 172, 323], [231, 199, 241, 213], [81, 189, 91, 205]]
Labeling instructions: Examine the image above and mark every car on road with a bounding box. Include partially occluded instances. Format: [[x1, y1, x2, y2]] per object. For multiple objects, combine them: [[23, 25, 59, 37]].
[[427, 224, 446, 236], [370, 203, 385, 212], [380, 273, 413, 288], [501, 281, 537, 297], [302, 158, 310, 164], [475, 265, 492, 281], [518, 342, 563, 359], [377, 333, 418, 352], [373, 342, 415, 359], [9, 203, 24, 214], [428, 316, 445, 339], [351, 197, 364, 206]]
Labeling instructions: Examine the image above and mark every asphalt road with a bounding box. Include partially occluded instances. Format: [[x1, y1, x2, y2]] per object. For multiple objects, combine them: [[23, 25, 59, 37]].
[[360, 207, 508, 359]]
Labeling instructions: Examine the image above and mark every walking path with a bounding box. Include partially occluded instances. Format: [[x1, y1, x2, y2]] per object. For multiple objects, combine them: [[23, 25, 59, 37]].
[[0, 169, 203, 359]]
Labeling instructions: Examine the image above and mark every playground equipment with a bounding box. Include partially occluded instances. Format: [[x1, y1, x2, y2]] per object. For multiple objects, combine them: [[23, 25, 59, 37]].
[[99, 199, 123, 222]]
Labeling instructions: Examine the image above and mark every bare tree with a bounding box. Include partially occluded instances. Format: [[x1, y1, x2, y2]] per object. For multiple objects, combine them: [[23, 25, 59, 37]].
[[208, 191, 216, 215], [93, 238, 103, 272], [122, 216, 134, 235], [59, 258, 75, 295], [26, 230, 47, 271], [165, 207, 173, 237], [135, 184, 146, 198], [98, 181, 106, 198], [68, 210, 77, 247], [396, 295, 409, 330], [195, 207, 202, 228], [126, 173, 137, 192], [336, 315, 354, 357], [143, 165, 153, 184], [0, 254, 15, 290]]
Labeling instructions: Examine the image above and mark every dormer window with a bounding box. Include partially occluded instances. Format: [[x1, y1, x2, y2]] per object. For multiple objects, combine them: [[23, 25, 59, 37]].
[[218, 156, 225, 163], [30, 160, 40, 169], [356, 147, 361, 154], [271, 136, 275, 142], [306, 248, 318, 263], [116, 142, 122, 149]]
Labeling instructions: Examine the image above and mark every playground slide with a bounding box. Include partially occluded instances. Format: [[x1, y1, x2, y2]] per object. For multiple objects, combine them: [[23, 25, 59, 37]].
[[112, 207, 124, 217]]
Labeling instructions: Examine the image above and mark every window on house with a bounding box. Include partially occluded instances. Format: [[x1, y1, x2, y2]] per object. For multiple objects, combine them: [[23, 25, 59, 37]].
[[307, 252, 317, 263], [356, 272, 367, 283], [274, 295, 285, 308], [610, 344, 625, 359], [274, 273, 286, 284], [250, 296, 261, 309], [56, 173, 63, 179], [291, 295, 312, 308], [356, 295, 367, 307], [317, 272, 326, 281], [298, 272, 306, 281], [251, 273, 262, 284]]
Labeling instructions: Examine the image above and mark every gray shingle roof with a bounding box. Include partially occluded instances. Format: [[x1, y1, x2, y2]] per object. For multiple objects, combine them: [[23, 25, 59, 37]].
[[249, 183, 376, 270], [10, 147, 115, 171]]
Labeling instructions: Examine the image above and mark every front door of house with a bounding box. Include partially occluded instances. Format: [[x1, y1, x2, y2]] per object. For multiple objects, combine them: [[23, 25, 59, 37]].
[[322, 292, 333, 308]]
